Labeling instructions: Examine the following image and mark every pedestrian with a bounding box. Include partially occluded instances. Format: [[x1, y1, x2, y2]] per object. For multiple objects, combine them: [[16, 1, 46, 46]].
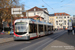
[[67, 27, 70, 35], [67, 26, 73, 35], [72, 26, 75, 35], [73, 27, 75, 35], [72, 30, 74, 35], [68, 30, 70, 35]]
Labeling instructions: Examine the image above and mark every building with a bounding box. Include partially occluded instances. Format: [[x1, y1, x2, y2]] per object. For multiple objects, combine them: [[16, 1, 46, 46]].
[[26, 6, 49, 22], [72, 15, 75, 27], [49, 13, 70, 30], [49, 14, 55, 30]]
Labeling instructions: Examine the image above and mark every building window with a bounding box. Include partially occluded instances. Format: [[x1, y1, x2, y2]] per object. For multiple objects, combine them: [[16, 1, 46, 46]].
[[59, 17, 62, 19], [68, 16, 69, 18], [61, 20, 62, 22], [37, 13, 39, 14], [64, 17, 66, 18], [56, 21, 58, 25], [34, 12, 36, 15], [59, 20, 62, 22], [64, 20, 66, 25], [59, 14, 60, 16], [62, 14, 63, 16]]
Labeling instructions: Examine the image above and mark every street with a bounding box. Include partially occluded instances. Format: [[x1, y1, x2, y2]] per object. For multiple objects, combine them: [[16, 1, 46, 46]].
[[0, 30, 67, 50]]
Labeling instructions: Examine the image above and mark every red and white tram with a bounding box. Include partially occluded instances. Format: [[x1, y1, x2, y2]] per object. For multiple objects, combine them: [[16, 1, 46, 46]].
[[13, 19, 53, 40]]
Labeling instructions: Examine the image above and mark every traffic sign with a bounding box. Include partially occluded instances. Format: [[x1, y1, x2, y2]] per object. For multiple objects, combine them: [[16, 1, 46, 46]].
[[11, 8, 22, 14]]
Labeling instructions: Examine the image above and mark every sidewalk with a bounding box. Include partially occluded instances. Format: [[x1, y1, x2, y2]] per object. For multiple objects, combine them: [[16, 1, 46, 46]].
[[0, 32, 13, 44], [43, 32, 75, 50], [0, 37, 13, 43]]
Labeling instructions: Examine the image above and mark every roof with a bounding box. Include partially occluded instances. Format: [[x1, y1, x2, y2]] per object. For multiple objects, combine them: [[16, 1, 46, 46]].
[[15, 18, 53, 26], [54, 13, 70, 16], [49, 14, 55, 16], [41, 8, 47, 10], [27, 6, 47, 11]]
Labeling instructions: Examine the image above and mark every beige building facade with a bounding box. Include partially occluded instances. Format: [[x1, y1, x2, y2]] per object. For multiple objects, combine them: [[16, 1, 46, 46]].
[[49, 13, 70, 30], [49, 15, 55, 30]]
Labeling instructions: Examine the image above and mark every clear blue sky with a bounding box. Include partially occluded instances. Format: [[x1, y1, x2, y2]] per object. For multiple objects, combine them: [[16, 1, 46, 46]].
[[20, 0, 75, 16]]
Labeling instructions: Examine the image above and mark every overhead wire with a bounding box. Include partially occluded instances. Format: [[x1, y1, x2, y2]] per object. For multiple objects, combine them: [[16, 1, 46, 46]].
[[42, 0, 53, 10], [60, 0, 74, 7], [61, 0, 64, 2], [25, 5, 31, 8]]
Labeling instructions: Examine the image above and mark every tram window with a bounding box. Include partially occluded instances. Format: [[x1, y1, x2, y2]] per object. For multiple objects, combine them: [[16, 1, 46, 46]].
[[29, 24, 37, 33], [48, 26, 50, 31], [29, 24, 33, 33], [39, 25, 43, 32], [48, 26, 52, 31], [46, 25, 48, 31], [51, 26, 53, 31], [50, 26, 53, 31], [50, 26, 52, 31], [44, 25, 46, 31], [34, 24, 37, 32]]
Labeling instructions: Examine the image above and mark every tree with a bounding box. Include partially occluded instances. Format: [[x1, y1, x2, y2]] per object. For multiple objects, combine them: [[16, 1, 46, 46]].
[[0, 0, 20, 22], [9, 0, 20, 8], [0, 0, 10, 8]]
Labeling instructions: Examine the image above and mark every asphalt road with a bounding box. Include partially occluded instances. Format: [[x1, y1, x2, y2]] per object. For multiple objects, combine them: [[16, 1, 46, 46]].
[[0, 30, 67, 50]]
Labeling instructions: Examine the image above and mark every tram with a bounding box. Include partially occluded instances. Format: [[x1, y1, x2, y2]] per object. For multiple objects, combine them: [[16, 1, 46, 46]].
[[13, 19, 53, 40]]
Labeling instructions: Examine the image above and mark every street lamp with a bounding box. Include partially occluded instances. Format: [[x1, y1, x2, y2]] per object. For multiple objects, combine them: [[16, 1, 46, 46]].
[[42, 5, 45, 22], [10, 0, 13, 31]]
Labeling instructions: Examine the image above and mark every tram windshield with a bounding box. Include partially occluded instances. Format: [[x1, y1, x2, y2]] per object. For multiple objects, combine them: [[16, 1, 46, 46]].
[[15, 22, 28, 32]]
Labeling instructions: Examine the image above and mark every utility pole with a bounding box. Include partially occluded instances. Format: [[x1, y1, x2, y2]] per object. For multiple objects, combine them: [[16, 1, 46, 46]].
[[11, 15, 13, 31], [42, 5, 45, 22], [11, 0, 13, 31], [26, 10, 29, 19]]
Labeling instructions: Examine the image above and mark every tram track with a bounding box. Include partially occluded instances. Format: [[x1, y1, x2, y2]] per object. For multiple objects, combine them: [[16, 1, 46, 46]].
[[21, 30, 67, 50], [0, 30, 66, 50]]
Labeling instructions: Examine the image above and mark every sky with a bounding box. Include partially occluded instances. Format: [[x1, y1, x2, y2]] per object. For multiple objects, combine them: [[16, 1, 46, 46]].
[[19, 0, 75, 16]]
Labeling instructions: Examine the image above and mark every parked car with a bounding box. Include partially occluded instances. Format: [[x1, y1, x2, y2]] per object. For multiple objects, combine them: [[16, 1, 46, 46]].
[[10, 30, 14, 35]]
